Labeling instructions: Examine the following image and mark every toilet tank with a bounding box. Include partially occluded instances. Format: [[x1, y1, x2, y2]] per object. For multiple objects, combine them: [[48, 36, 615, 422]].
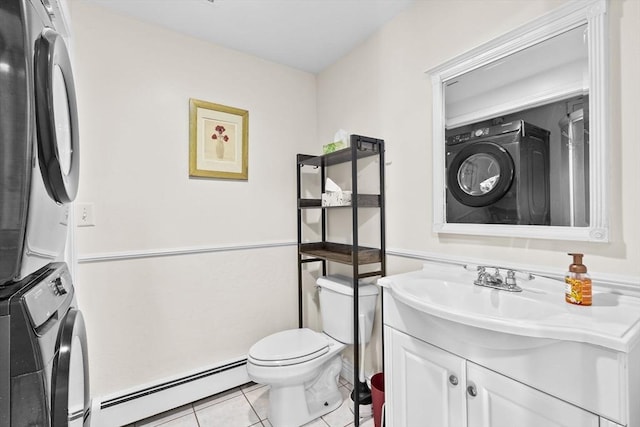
[[317, 275, 379, 344]]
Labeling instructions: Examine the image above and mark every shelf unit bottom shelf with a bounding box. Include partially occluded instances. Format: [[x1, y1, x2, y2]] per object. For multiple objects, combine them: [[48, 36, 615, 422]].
[[299, 242, 381, 265]]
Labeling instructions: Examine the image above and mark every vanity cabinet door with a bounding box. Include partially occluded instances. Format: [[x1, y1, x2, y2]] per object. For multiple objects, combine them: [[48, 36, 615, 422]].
[[466, 362, 599, 427], [384, 327, 466, 427]]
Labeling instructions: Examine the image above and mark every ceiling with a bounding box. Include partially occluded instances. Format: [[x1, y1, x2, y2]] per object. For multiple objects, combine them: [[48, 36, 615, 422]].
[[84, 0, 414, 73]]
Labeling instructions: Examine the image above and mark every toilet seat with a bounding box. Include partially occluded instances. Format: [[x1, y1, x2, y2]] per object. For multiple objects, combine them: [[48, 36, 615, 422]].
[[249, 328, 329, 367]]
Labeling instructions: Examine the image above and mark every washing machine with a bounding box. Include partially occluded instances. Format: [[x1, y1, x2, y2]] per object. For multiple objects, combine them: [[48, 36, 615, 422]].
[[0, 262, 91, 427], [0, 0, 80, 286], [445, 120, 550, 225]]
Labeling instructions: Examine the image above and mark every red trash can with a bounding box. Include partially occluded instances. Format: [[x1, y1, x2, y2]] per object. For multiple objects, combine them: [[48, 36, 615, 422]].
[[371, 372, 385, 427]]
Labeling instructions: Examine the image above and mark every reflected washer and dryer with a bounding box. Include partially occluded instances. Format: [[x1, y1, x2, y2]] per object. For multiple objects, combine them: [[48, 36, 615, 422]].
[[0, 0, 80, 285], [445, 120, 550, 225], [0, 263, 91, 427]]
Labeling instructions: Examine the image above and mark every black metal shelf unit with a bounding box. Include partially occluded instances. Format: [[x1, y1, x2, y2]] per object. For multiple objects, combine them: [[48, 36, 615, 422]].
[[296, 134, 386, 427]]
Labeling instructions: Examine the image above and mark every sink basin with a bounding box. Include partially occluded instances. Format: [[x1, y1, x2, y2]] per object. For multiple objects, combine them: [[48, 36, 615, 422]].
[[394, 277, 565, 321], [379, 263, 640, 352]]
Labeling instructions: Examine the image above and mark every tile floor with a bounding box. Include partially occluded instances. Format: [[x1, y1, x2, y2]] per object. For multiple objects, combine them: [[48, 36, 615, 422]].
[[126, 377, 375, 427]]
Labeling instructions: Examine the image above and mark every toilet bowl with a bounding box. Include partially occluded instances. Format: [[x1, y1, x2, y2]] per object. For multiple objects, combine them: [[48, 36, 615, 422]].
[[247, 275, 379, 427], [248, 328, 345, 427]]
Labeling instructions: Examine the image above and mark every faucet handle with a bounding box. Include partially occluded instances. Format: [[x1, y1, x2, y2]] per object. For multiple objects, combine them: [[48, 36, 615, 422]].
[[505, 270, 517, 288], [474, 266, 486, 286], [476, 266, 486, 280]]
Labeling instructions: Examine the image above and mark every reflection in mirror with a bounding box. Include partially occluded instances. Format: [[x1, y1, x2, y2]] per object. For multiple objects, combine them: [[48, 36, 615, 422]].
[[446, 118, 554, 225], [444, 24, 588, 127], [429, 0, 608, 241], [444, 25, 588, 228]]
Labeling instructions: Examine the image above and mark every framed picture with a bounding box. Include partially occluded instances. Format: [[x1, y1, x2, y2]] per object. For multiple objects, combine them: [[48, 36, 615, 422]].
[[189, 98, 249, 180]]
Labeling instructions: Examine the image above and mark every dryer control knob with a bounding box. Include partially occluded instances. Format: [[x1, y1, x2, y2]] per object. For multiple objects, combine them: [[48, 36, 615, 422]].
[[52, 277, 67, 295]]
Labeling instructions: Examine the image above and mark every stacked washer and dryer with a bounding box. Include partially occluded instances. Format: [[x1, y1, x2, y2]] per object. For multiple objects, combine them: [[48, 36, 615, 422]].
[[1, 0, 90, 426]]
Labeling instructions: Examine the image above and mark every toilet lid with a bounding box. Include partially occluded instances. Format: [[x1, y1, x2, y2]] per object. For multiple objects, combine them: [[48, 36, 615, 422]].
[[249, 328, 329, 367]]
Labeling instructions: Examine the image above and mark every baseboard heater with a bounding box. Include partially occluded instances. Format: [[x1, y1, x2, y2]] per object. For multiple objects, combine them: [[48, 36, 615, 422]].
[[94, 358, 249, 427]]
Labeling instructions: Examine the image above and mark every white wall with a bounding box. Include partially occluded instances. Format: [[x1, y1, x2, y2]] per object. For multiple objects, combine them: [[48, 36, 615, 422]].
[[70, 0, 640, 403], [317, 0, 640, 374], [317, 0, 639, 275], [69, 1, 317, 397]]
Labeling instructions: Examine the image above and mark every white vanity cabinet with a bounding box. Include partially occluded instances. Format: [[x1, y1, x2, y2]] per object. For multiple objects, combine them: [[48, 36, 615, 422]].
[[385, 326, 600, 427], [466, 361, 598, 427], [381, 280, 637, 427], [384, 326, 466, 426]]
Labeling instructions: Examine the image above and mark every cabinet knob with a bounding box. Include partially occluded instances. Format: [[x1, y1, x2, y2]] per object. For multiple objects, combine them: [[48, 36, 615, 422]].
[[449, 375, 458, 386], [467, 384, 478, 397]]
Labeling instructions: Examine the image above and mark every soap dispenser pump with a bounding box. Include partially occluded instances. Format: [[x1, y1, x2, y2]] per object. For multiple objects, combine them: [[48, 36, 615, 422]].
[[565, 253, 592, 306]]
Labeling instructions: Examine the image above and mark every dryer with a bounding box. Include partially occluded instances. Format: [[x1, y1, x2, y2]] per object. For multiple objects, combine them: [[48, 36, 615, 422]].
[[446, 120, 550, 225], [0, 0, 80, 286], [0, 262, 91, 427]]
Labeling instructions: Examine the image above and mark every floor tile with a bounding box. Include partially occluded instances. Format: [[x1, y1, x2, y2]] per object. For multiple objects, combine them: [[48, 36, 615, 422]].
[[302, 418, 330, 426], [135, 404, 195, 427], [153, 413, 200, 427], [321, 385, 372, 427], [243, 385, 269, 420], [195, 393, 260, 427], [241, 381, 266, 393], [193, 387, 243, 411], [345, 418, 374, 427], [131, 377, 372, 427]]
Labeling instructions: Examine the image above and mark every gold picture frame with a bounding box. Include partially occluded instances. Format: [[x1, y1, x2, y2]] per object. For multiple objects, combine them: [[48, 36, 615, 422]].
[[189, 98, 249, 180]]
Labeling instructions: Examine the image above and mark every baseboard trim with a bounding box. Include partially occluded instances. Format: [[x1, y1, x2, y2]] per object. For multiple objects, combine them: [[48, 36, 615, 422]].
[[91, 358, 249, 427], [341, 358, 355, 386], [340, 358, 376, 388]]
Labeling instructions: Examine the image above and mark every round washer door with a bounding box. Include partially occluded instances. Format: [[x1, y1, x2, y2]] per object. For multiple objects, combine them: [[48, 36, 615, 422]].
[[52, 308, 91, 427], [447, 142, 514, 207], [34, 28, 79, 204]]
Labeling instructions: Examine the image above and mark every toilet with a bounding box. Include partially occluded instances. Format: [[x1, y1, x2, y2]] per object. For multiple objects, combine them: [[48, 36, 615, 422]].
[[247, 275, 379, 427]]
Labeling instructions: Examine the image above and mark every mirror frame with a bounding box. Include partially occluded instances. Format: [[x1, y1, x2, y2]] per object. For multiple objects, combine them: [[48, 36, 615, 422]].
[[428, 0, 609, 242]]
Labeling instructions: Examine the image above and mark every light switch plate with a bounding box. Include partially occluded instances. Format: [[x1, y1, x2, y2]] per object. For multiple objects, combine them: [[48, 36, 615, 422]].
[[76, 203, 95, 227]]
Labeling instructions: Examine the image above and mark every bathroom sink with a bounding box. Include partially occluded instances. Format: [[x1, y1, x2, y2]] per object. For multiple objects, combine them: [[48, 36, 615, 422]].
[[394, 277, 563, 321], [379, 263, 640, 352]]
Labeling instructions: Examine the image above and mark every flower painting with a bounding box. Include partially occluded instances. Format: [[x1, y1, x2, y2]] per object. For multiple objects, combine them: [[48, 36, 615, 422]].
[[204, 122, 237, 161], [189, 98, 248, 180]]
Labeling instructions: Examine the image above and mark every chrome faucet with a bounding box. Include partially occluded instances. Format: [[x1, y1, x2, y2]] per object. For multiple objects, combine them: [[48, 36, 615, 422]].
[[474, 266, 523, 292]]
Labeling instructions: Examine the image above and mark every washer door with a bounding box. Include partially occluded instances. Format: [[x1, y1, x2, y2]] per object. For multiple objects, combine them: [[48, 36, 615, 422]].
[[52, 308, 91, 427], [447, 142, 514, 207], [34, 28, 79, 204]]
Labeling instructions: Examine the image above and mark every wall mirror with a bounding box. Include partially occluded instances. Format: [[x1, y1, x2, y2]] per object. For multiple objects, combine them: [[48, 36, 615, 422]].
[[428, 0, 608, 242]]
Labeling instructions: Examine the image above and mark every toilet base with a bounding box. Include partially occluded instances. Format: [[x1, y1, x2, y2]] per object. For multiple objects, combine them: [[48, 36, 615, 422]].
[[269, 356, 343, 427]]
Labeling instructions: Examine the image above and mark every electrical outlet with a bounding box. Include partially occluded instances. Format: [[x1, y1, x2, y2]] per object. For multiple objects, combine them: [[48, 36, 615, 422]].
[[76, 203, 95, 227]]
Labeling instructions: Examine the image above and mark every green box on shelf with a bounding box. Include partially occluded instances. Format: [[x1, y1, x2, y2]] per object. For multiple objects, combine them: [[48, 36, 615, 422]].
[[323, 141, 346, 154]]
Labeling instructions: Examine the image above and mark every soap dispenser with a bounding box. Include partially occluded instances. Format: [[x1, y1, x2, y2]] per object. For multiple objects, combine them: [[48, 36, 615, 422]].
[[565, 253, 592, 306]]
